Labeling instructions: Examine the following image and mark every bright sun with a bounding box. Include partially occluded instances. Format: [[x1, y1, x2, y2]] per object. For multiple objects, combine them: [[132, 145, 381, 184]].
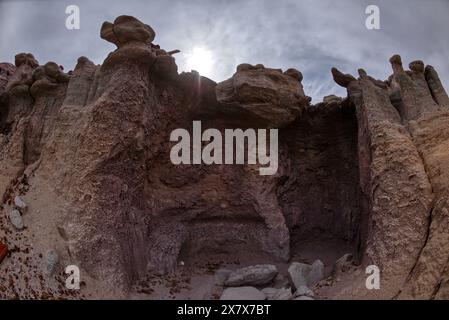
[[185, 46, 213, 77]]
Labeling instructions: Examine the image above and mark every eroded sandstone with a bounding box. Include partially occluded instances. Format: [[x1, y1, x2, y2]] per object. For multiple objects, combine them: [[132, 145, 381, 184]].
[[1, 16, 448, 300]]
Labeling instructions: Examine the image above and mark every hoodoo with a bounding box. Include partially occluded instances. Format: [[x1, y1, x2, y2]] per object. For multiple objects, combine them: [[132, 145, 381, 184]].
[[0, 15, 448, 300]]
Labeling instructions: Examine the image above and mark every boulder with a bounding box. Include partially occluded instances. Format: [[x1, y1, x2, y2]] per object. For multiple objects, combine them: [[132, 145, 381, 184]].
[[220, 286, 266, 300], [216, 66, 307, 128], [224, 264, 278, 287], [100, 15, 155, 48]]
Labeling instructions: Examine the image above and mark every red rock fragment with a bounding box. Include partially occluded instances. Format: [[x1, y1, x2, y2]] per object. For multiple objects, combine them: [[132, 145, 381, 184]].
[[0, 242, 8, 264]]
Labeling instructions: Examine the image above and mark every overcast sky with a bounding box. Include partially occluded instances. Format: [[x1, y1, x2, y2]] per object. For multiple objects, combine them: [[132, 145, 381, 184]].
[[0, 0, 448, 101]]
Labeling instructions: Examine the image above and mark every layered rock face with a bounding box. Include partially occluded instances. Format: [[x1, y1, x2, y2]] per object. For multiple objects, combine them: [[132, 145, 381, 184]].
[[332, 56, 449, 299], [0, 15, 448, 299]]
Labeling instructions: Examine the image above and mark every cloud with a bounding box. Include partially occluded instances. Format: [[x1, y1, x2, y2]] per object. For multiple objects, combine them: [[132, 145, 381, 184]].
[[0, 0, 448, 102]]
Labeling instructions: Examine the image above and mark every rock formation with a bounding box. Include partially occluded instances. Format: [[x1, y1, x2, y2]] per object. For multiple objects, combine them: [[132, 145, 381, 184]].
[[0, 15, 448, 300]]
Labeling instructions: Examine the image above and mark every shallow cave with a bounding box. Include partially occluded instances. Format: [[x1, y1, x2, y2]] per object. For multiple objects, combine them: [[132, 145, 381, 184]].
[[276, 102, 365, 268], [152, 102, 367, 275]]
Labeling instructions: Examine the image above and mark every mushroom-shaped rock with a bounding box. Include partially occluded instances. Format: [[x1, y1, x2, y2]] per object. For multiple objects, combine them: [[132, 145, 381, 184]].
[[284, 68, 303, 82], [15, 53, 39, 68], [331, 67, 356, 88], [216, 66, 308, 128], [44, 62, 69, 83], [100, 15, 155, 48], [389, 54, 403, 73], [44, 62, 61, 79], [409, 60, 424, 74], [5, 53, 39, 95]]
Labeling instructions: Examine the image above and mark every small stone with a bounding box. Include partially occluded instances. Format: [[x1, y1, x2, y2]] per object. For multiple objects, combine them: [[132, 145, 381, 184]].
[[295, 285, 314, 297], [220, 287, 266, 300], [288, 259, 324, 290], [295, 296, 314, 300], [9, 209, 24, 230], [46, 249, 59, 275], [261, 287, 292, 300], [0, 242, 8, 264], [224, 264, 278, 287], [14, 195, 27, 210]]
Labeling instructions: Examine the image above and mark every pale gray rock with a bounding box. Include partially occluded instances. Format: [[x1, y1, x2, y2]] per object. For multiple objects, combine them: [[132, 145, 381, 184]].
[[9, 209, 24, 230], [14, 195, 27, 210], [308, 260, 324, 285], [220, 286, 266, 300], [294, 285, 314, 297], [295, 296, 314, 300], [261, 287, 292, 300], [288, 259, 324, 289], [224, 264, 278, 287]]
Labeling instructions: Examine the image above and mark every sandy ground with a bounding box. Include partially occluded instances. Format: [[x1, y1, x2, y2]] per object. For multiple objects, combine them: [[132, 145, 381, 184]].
[[128, 236, 356, 300], [1, 179, 377, 300]]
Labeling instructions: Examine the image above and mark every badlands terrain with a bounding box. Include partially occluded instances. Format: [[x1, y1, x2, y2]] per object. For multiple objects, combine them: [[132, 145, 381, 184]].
[[0, 15, 448, 300]]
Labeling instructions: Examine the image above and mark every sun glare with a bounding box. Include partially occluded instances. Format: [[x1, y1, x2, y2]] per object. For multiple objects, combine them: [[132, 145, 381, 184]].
[[185, 46, 214, 77]]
